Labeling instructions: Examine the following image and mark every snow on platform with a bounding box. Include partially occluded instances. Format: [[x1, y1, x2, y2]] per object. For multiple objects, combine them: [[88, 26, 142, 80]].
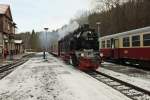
[[0, 53, 131, 100], [97, 64, 150, 93]]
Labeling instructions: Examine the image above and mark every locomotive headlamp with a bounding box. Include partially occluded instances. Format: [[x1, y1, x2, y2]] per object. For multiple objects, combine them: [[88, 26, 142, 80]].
[[100, 53, 103, 57], [81, 53, 85, 57]]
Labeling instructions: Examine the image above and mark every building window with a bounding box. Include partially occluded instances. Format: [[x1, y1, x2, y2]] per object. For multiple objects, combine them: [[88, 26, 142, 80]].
[[132, 35, 140, 47], [123, 37, 130, 47], [143, 34, 150, 46], [106, 40, 111, 48], [101, 41, 105, 48], [8, 23, 10, 31]]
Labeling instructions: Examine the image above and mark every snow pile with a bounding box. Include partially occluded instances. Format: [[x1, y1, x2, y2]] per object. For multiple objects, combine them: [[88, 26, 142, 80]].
[[0, 53, 131, 100]]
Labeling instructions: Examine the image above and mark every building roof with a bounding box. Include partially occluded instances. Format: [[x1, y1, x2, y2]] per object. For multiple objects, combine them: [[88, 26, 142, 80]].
[[14, 40, 23, 44], [0, 4, 9, 14]]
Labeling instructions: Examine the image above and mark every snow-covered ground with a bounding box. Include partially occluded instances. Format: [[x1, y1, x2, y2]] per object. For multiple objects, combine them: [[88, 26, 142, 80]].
[[101, 62, 150, 81], [97, 62, 150, 92], [0, 53, 131, 100]]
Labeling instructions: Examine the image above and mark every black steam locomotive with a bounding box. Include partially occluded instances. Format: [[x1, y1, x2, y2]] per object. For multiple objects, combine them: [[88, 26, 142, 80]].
[[58, 24, 101, 71]]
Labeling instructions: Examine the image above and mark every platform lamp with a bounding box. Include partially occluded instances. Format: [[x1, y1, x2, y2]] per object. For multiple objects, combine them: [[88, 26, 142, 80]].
[[96, 22, 101, 38], [43, 28, 48, 60], [96, 22, 103, 59]]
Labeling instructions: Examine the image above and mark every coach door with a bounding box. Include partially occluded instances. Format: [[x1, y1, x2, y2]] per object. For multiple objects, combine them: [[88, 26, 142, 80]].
[[112, 38, 119, 59]]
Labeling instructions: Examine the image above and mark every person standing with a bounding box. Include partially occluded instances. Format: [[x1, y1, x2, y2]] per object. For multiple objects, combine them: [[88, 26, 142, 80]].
[[4, 48, 8, 60]]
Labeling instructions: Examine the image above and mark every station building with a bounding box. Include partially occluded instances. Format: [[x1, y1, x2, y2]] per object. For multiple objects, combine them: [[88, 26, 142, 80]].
[[0, 4, 16, 58], [14, 40, 24, 54]]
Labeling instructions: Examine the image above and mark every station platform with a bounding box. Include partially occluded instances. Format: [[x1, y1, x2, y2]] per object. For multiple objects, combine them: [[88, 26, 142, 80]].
[[0, 53, 131, 100]]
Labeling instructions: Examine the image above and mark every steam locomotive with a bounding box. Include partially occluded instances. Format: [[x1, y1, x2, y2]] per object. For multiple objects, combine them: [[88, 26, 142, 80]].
[[52, 24, 101, 71]]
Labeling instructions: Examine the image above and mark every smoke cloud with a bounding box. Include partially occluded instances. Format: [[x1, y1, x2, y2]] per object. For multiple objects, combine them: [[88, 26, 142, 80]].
[[38, 31, 59, 50], [58, 21, 79, 40], [38, 21, 79, 51]]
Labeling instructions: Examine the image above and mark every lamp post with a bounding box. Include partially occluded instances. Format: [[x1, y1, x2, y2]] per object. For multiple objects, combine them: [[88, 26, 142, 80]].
[[96, 22, 104, 61], [96, 22, 101, 38], [43, 28, 48, 59]]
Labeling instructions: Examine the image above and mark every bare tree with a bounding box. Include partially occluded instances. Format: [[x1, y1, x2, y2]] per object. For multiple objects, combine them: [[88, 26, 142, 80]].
[[88, 0, 150, 36], [71, 10, 89, 25]]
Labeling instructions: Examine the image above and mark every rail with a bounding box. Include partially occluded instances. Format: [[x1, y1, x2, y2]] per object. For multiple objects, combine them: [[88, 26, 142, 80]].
[[87, 71, 150, 100], [0, 53, 34, 79]]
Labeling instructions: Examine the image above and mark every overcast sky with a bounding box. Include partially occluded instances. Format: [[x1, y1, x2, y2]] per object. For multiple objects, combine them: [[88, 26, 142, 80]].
[[0, 0, 90, 32]]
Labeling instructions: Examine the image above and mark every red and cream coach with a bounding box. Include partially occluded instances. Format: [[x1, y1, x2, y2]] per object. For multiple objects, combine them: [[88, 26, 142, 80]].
[[99, 26, 150, 69]]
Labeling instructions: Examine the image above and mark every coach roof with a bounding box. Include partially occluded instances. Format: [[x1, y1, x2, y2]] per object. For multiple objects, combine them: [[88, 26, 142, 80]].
[[100, 26, 150, 40]]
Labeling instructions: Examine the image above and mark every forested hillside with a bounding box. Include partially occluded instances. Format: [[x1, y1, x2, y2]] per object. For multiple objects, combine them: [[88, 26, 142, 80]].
[[88, 0, 150, 36]]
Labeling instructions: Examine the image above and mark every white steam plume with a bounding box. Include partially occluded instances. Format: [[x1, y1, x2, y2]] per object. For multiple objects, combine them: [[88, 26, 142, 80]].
[[58, 21, 79, 40], [38, 31, 59, 50]]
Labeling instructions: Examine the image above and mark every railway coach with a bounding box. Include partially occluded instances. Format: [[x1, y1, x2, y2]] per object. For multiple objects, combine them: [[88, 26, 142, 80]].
[[99, 26, 150, 69]]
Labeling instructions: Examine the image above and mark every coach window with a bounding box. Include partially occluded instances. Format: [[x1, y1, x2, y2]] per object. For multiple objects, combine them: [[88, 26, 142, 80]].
[[143, 34, 150, 46], [123, 37, 130, 47], [132, 35, 140, 47], [102, 41, 105, 48], [106, 40, 111, 48]]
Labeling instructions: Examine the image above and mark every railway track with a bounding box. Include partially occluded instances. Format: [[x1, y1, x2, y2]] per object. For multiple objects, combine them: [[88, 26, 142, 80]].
[[87, 71, 150, 100], [105, 59, 150, 71], [0, 53, 34, 79]]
